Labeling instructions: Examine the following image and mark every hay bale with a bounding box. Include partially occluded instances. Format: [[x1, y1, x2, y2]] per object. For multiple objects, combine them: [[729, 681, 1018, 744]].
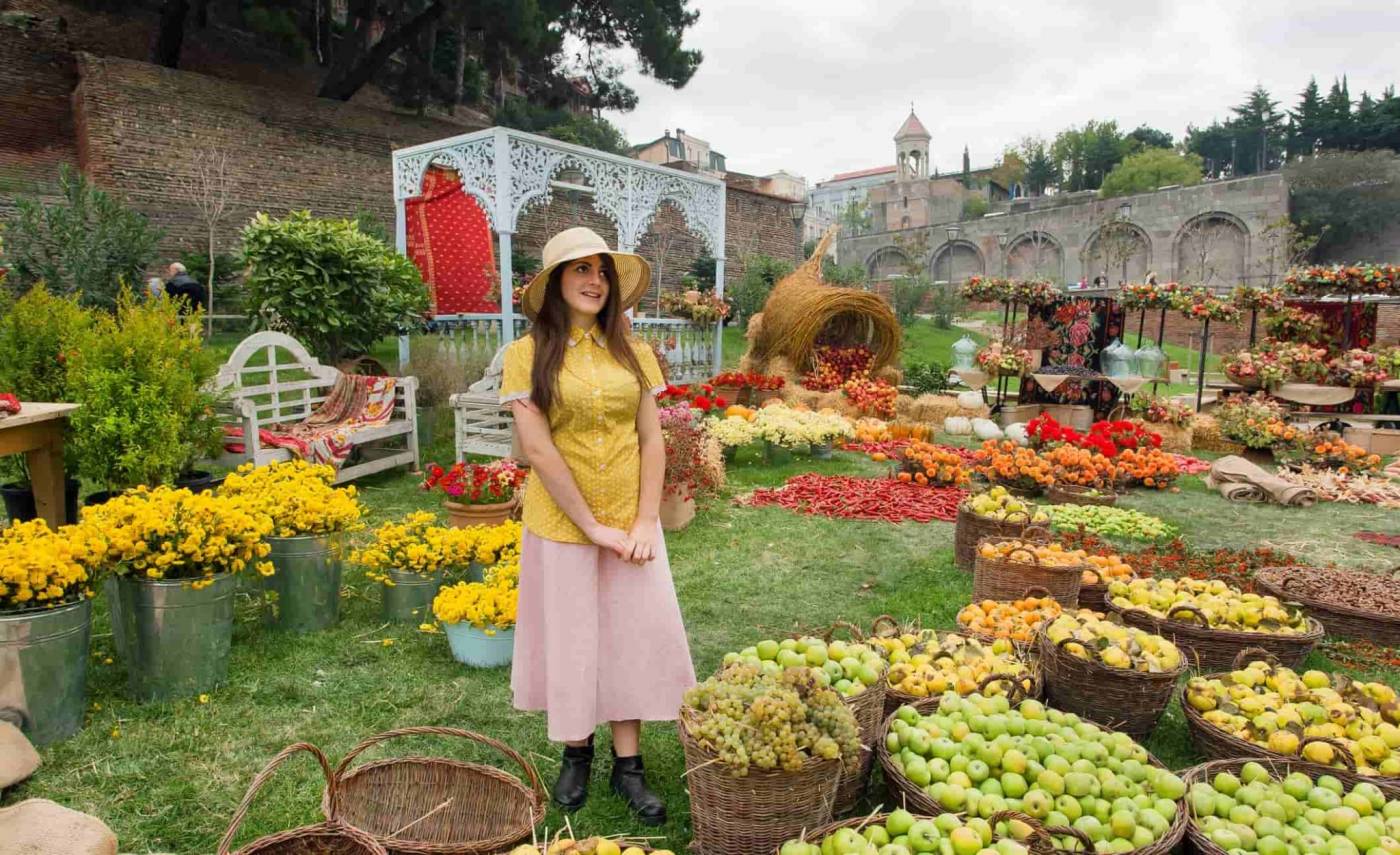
[[911, 393, 984, 423], [791, 388, 826, 410], [817, 390, 854, 416], [894, 393, 917, 419], [876, 365, 903, 385], [766, 355, 797, 383], [747, 229, 901, 375], [1191, 414, 1243, 454]]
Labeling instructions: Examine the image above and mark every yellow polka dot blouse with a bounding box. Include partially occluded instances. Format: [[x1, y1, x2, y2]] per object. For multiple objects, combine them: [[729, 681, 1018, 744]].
[[499, 326, 665, 544]]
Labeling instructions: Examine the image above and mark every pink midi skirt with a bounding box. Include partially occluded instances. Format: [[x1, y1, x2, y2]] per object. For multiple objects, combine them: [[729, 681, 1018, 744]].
[[511, 524, 697, 742]]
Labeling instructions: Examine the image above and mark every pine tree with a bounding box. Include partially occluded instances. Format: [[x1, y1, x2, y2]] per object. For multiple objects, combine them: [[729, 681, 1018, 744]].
[[1228, 85, 1286, 175], [1289, 78, 1325, 158], [1322, 77, 1353, 149]]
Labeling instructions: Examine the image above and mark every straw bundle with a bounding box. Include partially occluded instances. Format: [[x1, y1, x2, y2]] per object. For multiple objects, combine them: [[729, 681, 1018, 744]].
[[911, 393, 985, 423], [746, 228, 902, 376]]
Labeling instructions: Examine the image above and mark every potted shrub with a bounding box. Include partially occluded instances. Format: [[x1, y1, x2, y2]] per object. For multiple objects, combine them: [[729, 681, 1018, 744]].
[[659, 403, 722, 529], [82, 487, 274, 701], [0, 286, 93, 523], [432, 553, 520, 668], [216, 460, 364, 633], [421, 458, 526, 528], [66, 291, 222, 503], [0, 518, 104, 744], [351, 511, 493, 622]]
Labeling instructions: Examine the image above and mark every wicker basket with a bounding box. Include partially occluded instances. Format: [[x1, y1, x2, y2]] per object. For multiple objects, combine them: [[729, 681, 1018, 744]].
[[1181, 757, 1400, 854], [679, 710, 841, 855], [1076, 568, 1133, 612], [220, 742, 387, 855], [972, 531, 1085, 606], [880, 632, 1044, 716], [327, 726, 544, 855], [801, 618, 889, 815], [1045, 484, 1118, 507], [1253, 565, 1400, 647], [787, 810, 1093, 854], [1037, 632, 1184, 738], [1180, 648, 1400, 799], [958, 586, 1059, 658], [1105, 600, 1324, 672], [953, 503, 1033, 572]]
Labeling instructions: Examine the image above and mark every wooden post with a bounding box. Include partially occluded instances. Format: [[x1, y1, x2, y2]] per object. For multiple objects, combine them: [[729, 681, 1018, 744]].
[[1195, 318, 1211, 412], [1137, 308, 1146, 348], [1248, 308, 1258, 348]]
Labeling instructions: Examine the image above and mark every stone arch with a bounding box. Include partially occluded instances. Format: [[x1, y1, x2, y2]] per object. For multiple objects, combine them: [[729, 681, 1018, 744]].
[[865, 246, 913, 280], [1173, 211, 1249, 287], [1007, 230, 1064, 281], [1082, 222, 1152, 285], [929, 240, 986, 283]]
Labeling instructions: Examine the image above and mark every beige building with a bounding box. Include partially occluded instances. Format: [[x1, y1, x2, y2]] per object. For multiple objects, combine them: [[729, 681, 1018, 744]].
[[629, 129, 806, 200]]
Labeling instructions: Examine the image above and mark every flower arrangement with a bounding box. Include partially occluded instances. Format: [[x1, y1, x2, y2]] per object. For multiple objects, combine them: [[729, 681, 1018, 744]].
[[1373, 346, 1400, 378], [1027, 414, 1160, 458], [1118, 281, 1180, 311], [1269, 341, 1331, 383], [1222, 348, 1286, 389], [0, 519, 104, 611], [1213, 394, 1298, 450], [710, 415, 761, 448], [975, 341, 1031, 377], [432, 580, 517, 634], [897, 441, 970, 487], [421, 458, 527, 505], [841, 375, 897, 419], [216, 460, 364, 537], [1011, 278, 1060, 307], [711, 371, 785, 391], [1274, 431, 1383, 475], [657, 383, 731, 414], [1040, 444, 1118, 489], [1285, 263, 1400, 297], [1230, 284, 1287, 313], [1263, 306, 1325, 344], [660, 403, 722, 498], [1328, 348, 1389, 388], [975, 439, 1055, 491], [1114, 447, 1181, 489], [960, 275, 1014, 303], [660, 291, 731, 323], [351, 510, 483, 584], [1173, 286, 1242, 323], [802, 345, 875, 391], [807, 409, 856, 444], [79, 487, 275, 584], [472, 518, 522, 567], [750, 403, 854, 448], [1127, 395, 1194, 428]]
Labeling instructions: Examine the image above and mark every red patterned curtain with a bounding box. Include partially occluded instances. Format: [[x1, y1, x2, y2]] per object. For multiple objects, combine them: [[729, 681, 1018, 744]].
[[405, 166, 498, 314]]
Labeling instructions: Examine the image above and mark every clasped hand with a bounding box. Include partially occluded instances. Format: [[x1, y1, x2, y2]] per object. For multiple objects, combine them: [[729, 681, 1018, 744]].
[[587, 519, 658, 565]]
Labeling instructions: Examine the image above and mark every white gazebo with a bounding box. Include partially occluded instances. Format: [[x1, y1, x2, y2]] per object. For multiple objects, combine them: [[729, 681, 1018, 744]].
[[391, 127, 727, 380]]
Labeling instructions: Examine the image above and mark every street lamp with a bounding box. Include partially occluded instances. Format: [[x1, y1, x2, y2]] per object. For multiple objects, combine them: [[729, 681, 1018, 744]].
[[996, 230, 1010, 276], [788, 199, 808, 249], [946, 225, 961, 243], [1116, 203, 1132, 285], [1118, 202, 1131, 221]]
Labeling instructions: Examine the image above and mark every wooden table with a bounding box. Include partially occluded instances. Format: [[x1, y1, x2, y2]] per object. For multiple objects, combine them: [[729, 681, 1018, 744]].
[[0, 403, 78, 528]]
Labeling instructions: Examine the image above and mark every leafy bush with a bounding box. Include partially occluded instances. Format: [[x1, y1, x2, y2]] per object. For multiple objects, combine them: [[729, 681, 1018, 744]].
[[241, 211, 430, 362], [729, 255, 793, 326], [821, 258, 866, 286], [890, 275, 933, 325], [926, 282, 965, 329], [960, 195, 989, 220], [66, 291, 222, 492], [2, 165, 162, 309], [903, 359, 951, 395]]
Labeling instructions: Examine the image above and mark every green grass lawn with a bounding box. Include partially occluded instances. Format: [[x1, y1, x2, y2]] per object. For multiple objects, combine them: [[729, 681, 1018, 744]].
[[12, 442, 1400, 852]]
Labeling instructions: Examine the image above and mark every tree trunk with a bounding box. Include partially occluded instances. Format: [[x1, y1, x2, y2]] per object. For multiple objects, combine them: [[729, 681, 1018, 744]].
[[206, 229, 216, 340], [448, 18, 466, 114], [318, 1, 446, 101], [153, 0, 190, 68]]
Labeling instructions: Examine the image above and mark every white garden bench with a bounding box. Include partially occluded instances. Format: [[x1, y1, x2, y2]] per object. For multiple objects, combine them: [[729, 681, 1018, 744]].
[[211, 331, 420, 483], [449, 343, 518, 462]]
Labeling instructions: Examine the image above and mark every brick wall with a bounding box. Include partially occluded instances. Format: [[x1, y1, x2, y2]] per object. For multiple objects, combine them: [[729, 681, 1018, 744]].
[[70, 52, 487, 260], [0, 21, 77, 223]]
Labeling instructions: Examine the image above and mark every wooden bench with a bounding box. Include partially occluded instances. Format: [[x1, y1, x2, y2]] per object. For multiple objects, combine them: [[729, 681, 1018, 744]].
[[211, 331, 420, 483]]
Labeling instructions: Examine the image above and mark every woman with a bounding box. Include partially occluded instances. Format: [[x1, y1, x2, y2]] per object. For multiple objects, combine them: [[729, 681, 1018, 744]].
[[499, 227, 695, 825]]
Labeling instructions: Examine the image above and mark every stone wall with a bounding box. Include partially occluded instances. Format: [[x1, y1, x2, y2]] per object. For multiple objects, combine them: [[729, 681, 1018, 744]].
[[0, 21, 77, 222], [840, 174, 1291, 290]]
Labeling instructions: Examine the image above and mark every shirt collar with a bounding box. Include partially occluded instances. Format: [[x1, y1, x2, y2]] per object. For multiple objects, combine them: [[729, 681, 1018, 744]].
[[567, 324, 604, 347]]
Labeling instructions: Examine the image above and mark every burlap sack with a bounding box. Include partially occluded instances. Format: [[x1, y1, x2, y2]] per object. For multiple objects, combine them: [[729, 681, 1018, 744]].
[[0, 799, 117, 854], [0, 721, 39, 788]]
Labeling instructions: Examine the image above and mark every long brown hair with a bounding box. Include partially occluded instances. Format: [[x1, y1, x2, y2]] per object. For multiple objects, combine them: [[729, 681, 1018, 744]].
[[529, 253, 647, 413]]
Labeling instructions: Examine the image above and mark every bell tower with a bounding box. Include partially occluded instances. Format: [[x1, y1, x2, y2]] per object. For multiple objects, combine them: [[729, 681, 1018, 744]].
[[895, 107, 931, 181]]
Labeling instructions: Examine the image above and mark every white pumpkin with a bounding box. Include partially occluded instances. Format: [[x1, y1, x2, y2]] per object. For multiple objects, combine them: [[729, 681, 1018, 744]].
[[1004, 423, 1029, 446], [943, 416, 972, 436], [957, 391, 983, 410], [972, 418, 1004, 440]]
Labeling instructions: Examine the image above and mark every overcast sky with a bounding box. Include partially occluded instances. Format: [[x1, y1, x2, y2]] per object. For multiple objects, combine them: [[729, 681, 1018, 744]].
[[601, 0, 1400, 185]]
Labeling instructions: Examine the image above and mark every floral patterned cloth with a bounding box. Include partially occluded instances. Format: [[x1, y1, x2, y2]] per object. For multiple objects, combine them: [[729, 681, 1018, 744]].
[[223, 374, 398, 470], [406, 166, 498, 314]]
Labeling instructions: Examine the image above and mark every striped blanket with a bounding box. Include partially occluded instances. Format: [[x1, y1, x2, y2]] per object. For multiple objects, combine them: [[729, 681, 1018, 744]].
[[223, 374, 397, 469]]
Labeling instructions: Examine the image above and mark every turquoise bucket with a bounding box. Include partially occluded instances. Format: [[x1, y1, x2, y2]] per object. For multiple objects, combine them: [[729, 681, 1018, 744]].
[[444, 623, 514, 667]]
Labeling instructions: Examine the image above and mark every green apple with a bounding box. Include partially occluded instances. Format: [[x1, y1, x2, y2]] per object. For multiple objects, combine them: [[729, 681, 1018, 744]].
[[905, 820, 939, 853], [755, 639, 780, 660]]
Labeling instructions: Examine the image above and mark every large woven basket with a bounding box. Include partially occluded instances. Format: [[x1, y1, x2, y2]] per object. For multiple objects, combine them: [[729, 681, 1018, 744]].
[[972, 531, 1084, 605], [787, 810, 1093, 854], [327, 726, 544, 855], [1253, 565, 1400, 647], [220, 742, 387, 855], [1105, 599, 1324, 672], [880, 635, 1043, 717], [1076, 567, 1135, 611], [679, 709, 841, 855], [1036, 632, 1184, 738], [1180, 648, 1400, 799], [953, 503, 1032, 571], [1045, 484, 1118, 507], [1181, 757, 1400, 854]]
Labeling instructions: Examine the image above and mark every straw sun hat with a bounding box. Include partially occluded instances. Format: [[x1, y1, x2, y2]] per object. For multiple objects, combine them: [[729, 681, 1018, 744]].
[[519, 227, 651, 321]]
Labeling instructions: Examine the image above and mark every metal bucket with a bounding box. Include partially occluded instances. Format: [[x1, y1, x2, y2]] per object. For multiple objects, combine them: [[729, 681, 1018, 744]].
[[444, 624, 514, 668], [110, 573, 235, 702], [262, 534, 344, 633], [380, 569, 445, 623], [0, 599, 91, 745]]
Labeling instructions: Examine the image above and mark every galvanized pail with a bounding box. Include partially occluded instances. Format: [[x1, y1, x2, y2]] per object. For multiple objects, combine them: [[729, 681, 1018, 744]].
[[262, 534, 344, 633], [0, 599, 91, 744], [380, 569, 445, 623], [444, 623, 514, 668], [110, 573, 235, 702]]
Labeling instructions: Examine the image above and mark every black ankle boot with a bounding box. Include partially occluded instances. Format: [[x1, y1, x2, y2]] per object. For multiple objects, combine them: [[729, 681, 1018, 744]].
[[610, 750, 666, 826], [554, 736, 593, 811]]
